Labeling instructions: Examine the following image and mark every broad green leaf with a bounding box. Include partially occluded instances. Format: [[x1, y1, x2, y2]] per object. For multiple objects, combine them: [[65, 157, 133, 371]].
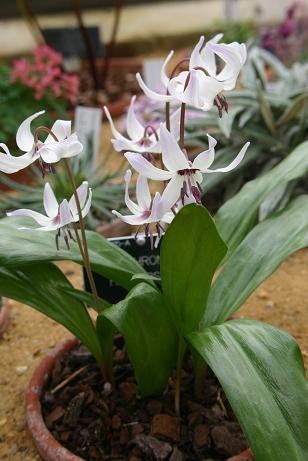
[[0, 217, 145, 290], [0, 263, 103, 365], [204, 196, 308, 327], [66, 287, 115, 379], [188, 320, 308, 461], [216, 140, 308, 255], [160, 204, 227, 335], [96, 313, 115, 381], [62, 286, 110, 311], [103, 283, 177, 397]]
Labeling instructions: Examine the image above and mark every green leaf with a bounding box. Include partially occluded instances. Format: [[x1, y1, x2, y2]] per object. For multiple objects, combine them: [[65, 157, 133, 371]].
[[203, 195, 308, 327], [0, 217, 145, 290], [0, 263, 103, 365], [160, 204, 227, 335], [256, 80, 276, 135], [103, 283, 177, 397], [277, 93, 308, 126], [188, 320, 308, 461], [216, 140, 308, 255]]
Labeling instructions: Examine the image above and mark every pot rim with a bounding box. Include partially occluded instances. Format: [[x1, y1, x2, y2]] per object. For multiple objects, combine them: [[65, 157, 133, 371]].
[[0, 297, 10, 338], [26, 336, 254, 461]]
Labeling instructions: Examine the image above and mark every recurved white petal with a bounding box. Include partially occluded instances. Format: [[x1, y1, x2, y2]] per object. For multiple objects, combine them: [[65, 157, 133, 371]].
[[6, 208, 52, 227], [104, 106, 128, 142], [59, 199, 73, 227], [0, 150, 37, 174], [0, 143, 11, 156], [69, 181, 89, 216], [126, 96, 145, 141], [39, 143, 62, 163], [125, 152, 173, 181], [112, 209, 150, 226], [159, 124, 188, 171], [136, 73, 174, 102], [160, 174, 183, 212], [149, 192, 163, 222], [124, 170, 143, 215], [62, 135, 83, 158], [161, 50, 174, 88], [136, 174, 152, 210], [46, 120, 71, 143], [192, 134, 217, 171], [206, 142, 250, 173], [189, 36, 206, 70], [200, 33, 223, 76], [16, 110, 45, 152], [81, 188, 92, 219], [197, 73, 224, 111], [44, 183, 59, 218], [208, 42, 247, 90]]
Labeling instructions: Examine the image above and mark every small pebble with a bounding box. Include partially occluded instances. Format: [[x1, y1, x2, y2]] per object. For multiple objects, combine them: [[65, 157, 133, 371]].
[[15, 366, 28, 375], [257, 290, 268, 300], [265, 300, 274, 309], [0, 418, 7, 426]]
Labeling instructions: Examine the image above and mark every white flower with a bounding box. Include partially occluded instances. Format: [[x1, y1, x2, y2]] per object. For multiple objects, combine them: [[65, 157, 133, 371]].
[[135, 34, 246, 113], [0, 111, 83, 174], [7, 181, 91, 248], [112, 170, 173, 226], [104, 96, 180, 154], [136, 62, 223, 112], [112, 170, 174, 248], [189, 34, 247, 91], [125, 124, 250, 211]]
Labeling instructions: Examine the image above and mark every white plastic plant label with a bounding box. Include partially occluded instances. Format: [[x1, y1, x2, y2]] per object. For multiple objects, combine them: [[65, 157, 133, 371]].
[[75, 106, 102, 165]]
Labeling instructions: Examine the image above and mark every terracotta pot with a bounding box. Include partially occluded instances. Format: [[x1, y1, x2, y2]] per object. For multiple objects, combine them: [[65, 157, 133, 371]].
[[26, 336, 254, 461], [0, 298, 10, 338]]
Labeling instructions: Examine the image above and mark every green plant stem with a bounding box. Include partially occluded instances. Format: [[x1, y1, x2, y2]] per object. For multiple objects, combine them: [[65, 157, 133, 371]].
[[63, 159, 100, 314], [175, 336, 186, 417]]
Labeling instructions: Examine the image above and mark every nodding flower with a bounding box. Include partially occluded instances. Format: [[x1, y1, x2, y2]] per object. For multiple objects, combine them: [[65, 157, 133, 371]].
[[135, 34, 246, 115], [7, 181, 91, 250], [112, 170, 174, 248], [0, 111, 83, 175], [125, 124, 250, 212], [104, 95, 180, 154]]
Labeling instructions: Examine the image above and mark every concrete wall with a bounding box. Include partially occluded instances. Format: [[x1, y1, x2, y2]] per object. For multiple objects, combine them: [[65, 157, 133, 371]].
[[1, 0, 308, 57]]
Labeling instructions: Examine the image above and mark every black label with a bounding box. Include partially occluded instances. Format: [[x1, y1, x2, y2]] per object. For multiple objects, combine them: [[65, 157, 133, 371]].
[[84, 235, 160, 304]]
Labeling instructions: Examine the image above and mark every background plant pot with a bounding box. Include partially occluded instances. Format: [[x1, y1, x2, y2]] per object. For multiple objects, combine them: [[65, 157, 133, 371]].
[[0, 297, 10, 338], [26, 336, 254, 461], [96, 218, 133, 238]]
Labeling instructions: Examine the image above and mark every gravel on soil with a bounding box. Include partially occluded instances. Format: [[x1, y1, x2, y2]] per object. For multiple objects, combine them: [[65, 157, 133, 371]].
[[0, 250, 307, 461]]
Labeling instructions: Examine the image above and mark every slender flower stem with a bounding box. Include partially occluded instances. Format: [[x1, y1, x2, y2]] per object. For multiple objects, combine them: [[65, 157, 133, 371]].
[[179, 102, 186, 149], [175, 336, 186, 417], [33, 127, 100, 314], [72, 222, 86, 262], [165, 102, 171, 131], [63, 159, 100, 314]]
